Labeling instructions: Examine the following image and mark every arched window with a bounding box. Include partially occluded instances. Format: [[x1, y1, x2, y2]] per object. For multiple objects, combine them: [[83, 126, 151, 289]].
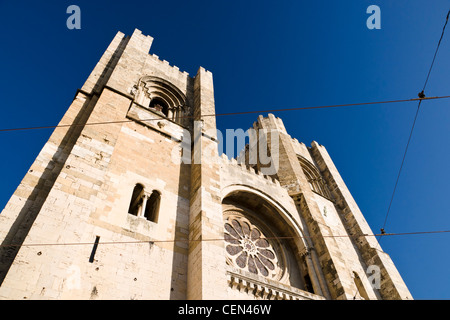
[[298, 156, 332, 199], [134, 76, 188, 124], [128, 184, 145, 216], [143, 190, 161, 223], [149, 98, 169, 117], [128, 184, 160, 222]]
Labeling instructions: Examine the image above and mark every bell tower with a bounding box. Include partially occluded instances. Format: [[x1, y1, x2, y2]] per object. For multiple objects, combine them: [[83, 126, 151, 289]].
[[0, 29, 200, 299], [240, 114, 413, 300]]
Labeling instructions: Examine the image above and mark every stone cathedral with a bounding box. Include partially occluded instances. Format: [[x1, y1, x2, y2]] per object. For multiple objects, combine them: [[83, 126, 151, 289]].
[[0, 29, 412, 300]]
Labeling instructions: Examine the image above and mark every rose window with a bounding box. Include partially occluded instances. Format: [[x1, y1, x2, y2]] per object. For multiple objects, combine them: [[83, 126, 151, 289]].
[[224, 217, 279, 278]]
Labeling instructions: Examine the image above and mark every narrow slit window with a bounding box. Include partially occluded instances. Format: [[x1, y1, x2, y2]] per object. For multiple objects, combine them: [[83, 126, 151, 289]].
[[89, 236, 100, 263]]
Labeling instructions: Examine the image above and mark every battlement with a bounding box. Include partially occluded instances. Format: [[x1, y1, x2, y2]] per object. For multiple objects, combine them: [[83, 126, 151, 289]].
[[148, 52, 190, 78], [219, 153, 280, 186]]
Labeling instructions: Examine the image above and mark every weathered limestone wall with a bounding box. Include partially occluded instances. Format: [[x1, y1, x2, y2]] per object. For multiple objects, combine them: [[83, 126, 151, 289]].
[[0, 84, 191, 299], [187, 67, 228, 300], [309, 141, 412, 300]]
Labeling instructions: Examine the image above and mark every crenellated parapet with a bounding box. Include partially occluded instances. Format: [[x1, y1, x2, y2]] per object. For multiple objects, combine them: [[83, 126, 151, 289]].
[[219, 153, 280, 187]]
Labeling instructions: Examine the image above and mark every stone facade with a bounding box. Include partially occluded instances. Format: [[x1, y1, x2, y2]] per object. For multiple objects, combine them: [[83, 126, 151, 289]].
[[0, 29, 412, 300]]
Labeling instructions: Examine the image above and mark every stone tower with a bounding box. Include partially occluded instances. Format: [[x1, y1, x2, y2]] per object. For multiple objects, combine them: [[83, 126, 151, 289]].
[[0, 29, 412, 300]]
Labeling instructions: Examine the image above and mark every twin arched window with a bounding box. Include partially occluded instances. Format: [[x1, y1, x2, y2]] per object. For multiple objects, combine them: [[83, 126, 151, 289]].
[[128, 184, 160, 222]]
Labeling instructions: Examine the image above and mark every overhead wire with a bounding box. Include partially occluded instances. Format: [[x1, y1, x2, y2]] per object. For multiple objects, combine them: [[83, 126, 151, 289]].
[[380, 9, 450, 239], [0, 229, 449, 249], [0, 95, 449, 133]]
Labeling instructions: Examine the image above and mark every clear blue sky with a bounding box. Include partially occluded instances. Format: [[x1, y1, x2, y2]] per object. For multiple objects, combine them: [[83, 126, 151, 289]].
[[0, 1, 449, 299]]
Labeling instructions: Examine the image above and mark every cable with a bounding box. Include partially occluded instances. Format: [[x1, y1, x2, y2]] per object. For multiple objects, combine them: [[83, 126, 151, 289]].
[[422, 9, 450, 92], [380, 9, 450, 238], [381, 99, 422, 232], [1, 229, 449, 248], [0, 95, 449, 133]]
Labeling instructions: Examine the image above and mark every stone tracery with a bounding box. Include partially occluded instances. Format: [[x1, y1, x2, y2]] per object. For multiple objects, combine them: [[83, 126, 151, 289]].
[[224, 213, 280, 279], [133, 76, 188, 124]]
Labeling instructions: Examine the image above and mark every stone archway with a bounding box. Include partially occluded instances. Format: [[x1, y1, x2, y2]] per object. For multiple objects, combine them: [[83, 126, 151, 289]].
[[221, 186, 324, 299]]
